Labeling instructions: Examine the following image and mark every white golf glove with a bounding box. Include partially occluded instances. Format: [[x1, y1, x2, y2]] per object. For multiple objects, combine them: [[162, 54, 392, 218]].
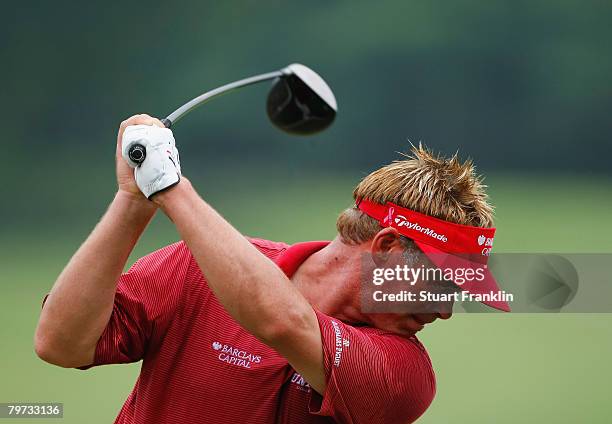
[[121, 124, 182, 199]]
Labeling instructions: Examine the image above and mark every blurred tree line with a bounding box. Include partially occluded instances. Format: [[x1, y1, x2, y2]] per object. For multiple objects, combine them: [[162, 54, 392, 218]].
[[0, 1, 610, 230]]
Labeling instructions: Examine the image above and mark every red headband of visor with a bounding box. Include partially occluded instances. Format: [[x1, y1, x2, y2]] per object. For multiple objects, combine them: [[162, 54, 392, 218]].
[[356, 198, 509, 312], [356, 198, 496, 264]]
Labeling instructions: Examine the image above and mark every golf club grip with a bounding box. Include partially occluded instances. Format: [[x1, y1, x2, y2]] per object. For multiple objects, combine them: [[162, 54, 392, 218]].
[[160, 117, 172, 128]]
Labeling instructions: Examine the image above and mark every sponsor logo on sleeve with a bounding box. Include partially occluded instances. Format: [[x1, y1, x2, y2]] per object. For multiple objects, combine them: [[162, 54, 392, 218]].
[[330, 321, 350, 367]]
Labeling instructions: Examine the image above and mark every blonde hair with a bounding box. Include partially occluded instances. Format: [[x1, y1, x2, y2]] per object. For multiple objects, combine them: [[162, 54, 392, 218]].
[[337, 144, 494, 244]]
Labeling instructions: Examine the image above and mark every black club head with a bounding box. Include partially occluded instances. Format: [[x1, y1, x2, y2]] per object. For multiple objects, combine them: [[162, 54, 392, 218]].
[[266, 64, 337, 135]]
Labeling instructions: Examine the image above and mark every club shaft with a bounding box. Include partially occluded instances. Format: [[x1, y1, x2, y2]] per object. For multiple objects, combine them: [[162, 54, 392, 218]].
[[163, 70, 285, 128]]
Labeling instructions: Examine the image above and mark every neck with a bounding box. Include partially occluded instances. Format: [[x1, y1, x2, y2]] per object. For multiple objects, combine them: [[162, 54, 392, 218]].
[[291, 237, 367, 324]]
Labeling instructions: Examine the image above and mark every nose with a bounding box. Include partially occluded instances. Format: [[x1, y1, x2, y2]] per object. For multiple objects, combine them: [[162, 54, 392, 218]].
[[437, 311, 453, 320]]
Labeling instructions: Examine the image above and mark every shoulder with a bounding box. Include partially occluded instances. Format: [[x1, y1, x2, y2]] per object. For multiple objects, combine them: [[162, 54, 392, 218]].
[[368, 329, 436, 421], [132, 241, 191, 264], [127, 241, 193, 276], [313, 312, 437, 422], [350, 324, 435, 378], [132, 238, 287, 268], [245, 237, 290, 259], [338, 321, 437, 421], [129, 239, 287, 285]]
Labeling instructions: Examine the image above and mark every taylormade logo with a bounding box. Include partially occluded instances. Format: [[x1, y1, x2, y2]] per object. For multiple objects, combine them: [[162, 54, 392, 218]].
[[394, 214, 448, 243]]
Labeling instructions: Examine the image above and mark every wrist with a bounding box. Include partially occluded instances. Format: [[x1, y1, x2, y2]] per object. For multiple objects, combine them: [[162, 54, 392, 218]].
[[153, 177, 193, 210], [113, 190, 158, 219]]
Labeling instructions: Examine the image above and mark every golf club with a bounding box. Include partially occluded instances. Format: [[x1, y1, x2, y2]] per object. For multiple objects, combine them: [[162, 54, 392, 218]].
[[127, 63, 337, 165]]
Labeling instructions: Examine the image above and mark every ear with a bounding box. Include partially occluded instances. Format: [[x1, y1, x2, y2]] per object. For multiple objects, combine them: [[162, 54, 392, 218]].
[[370, 227, 404, 267]]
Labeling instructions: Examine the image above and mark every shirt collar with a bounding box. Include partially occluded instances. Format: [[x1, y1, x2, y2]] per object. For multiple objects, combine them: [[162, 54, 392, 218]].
[[276, 241, 330, 278]]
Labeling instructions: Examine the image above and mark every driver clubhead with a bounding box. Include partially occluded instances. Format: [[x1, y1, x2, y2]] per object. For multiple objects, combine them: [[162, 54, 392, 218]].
[[266, 63, 337, 135]]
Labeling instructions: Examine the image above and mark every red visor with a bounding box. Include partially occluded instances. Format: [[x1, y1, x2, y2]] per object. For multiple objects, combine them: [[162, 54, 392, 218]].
[[357, 198, 510, 312]]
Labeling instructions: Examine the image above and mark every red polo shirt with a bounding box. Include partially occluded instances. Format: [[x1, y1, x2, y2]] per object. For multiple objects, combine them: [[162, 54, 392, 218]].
[[80, 238, 436, 423]]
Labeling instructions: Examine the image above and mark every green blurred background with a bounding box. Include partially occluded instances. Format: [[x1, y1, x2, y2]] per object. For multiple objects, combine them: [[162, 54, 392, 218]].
[[1, 1, 611, 423]]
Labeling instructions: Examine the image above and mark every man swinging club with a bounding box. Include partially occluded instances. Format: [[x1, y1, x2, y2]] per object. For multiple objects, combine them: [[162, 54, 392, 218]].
[[35, 114, 509, 423]]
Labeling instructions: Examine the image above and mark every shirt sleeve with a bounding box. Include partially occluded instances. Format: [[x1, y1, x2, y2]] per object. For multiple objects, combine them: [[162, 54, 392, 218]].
[[308, 310, 436, 424], [81, 241, 193, 368]]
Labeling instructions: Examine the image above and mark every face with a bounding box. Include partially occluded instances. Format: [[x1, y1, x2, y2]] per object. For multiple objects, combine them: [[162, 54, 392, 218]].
[[365, 296, 455, 337], [363, 227, 456, 337]]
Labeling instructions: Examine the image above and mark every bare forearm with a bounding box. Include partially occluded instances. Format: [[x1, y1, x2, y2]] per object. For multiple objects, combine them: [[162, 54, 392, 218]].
[[157, 180, 312, 343], [35, 191, 156, 366]]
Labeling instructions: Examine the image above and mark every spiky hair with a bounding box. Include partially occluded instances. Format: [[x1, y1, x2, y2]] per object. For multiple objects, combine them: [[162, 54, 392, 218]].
[[336, 144, 494, 244]]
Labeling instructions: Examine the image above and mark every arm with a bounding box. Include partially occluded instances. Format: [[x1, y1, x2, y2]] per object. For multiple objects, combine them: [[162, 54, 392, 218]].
[[35, 193, 155, 367], [34, 114, 162, 367], [155, 180, 327, 393]]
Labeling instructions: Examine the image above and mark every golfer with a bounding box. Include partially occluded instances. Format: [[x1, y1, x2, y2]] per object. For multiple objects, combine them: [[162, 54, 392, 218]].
[[35, 114, 509, 423]]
